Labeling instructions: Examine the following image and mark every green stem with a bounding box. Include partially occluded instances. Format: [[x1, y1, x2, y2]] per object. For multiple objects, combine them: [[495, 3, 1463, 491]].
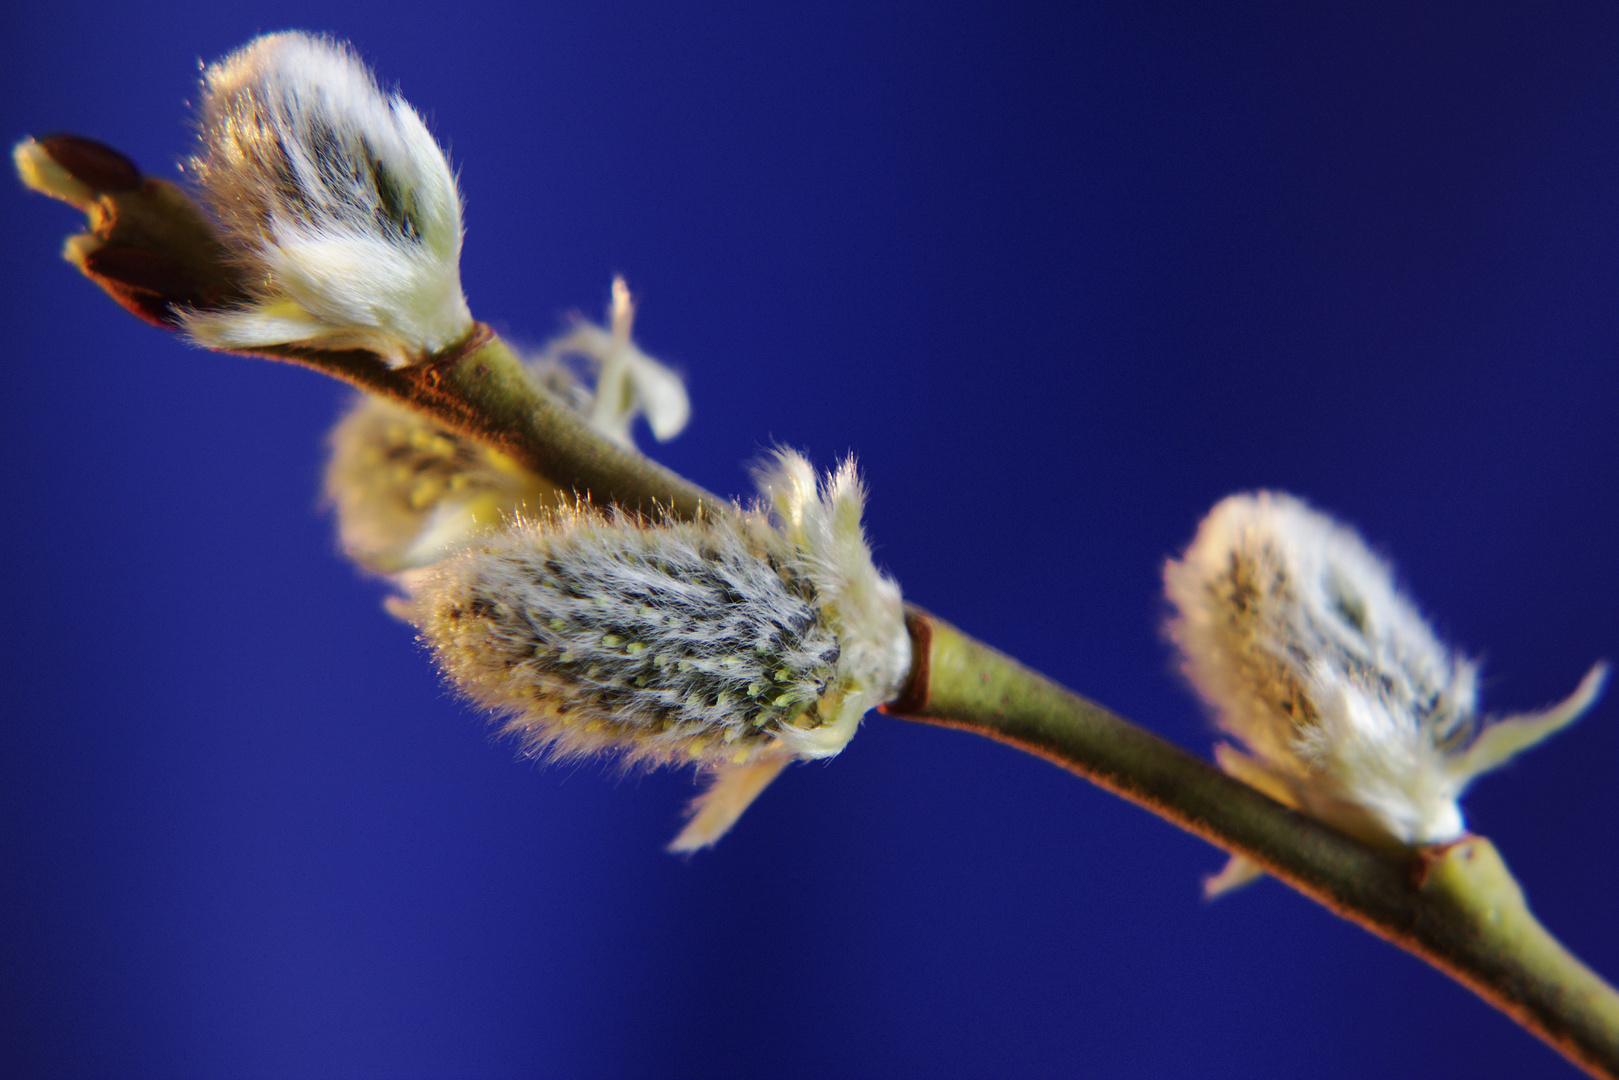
[[253, 329, 725, 522], [883, 611, 1619, 1079]]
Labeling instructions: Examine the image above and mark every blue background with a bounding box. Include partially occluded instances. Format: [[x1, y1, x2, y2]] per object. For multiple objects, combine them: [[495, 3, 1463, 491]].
[[4, 3, 1618, 1077]]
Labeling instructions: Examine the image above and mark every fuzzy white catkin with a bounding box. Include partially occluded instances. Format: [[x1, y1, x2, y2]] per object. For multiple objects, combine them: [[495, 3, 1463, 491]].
[[182, 32, 472, 365], [1165, 492, 1605, 892], [410, 450, 911, 849]]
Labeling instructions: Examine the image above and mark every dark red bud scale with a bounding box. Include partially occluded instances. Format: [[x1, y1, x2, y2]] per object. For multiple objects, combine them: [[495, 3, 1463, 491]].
[[38, 134, 142, 193], [82, 244, 195, 302], [79, 245, 190, 327]]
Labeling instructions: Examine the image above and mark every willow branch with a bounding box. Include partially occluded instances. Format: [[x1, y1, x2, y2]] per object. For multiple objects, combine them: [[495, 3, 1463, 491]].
[[24, 134, 1619, 1079], [258, 330, 724, 522], [882, 612, 1619, 1079]]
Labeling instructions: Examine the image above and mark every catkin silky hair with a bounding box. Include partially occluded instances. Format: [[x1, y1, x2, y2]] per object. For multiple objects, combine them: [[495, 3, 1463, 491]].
[[1166, 492, 1606, 892], [183, 32, 472, 364], [410, 450, 910, 849]]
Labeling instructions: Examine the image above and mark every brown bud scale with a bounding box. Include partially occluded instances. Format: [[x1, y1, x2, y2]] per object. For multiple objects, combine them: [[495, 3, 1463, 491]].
[[38, 135, 142, 193]]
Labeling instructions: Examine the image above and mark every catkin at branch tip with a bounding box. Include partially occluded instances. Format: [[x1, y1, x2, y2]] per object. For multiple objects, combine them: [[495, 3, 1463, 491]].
[[182, 31, 472, 365]]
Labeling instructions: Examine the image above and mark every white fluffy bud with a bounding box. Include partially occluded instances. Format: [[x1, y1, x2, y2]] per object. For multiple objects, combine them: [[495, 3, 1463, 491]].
[[1165, 492, 1605, 893], [182, 32, 472, 365]]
